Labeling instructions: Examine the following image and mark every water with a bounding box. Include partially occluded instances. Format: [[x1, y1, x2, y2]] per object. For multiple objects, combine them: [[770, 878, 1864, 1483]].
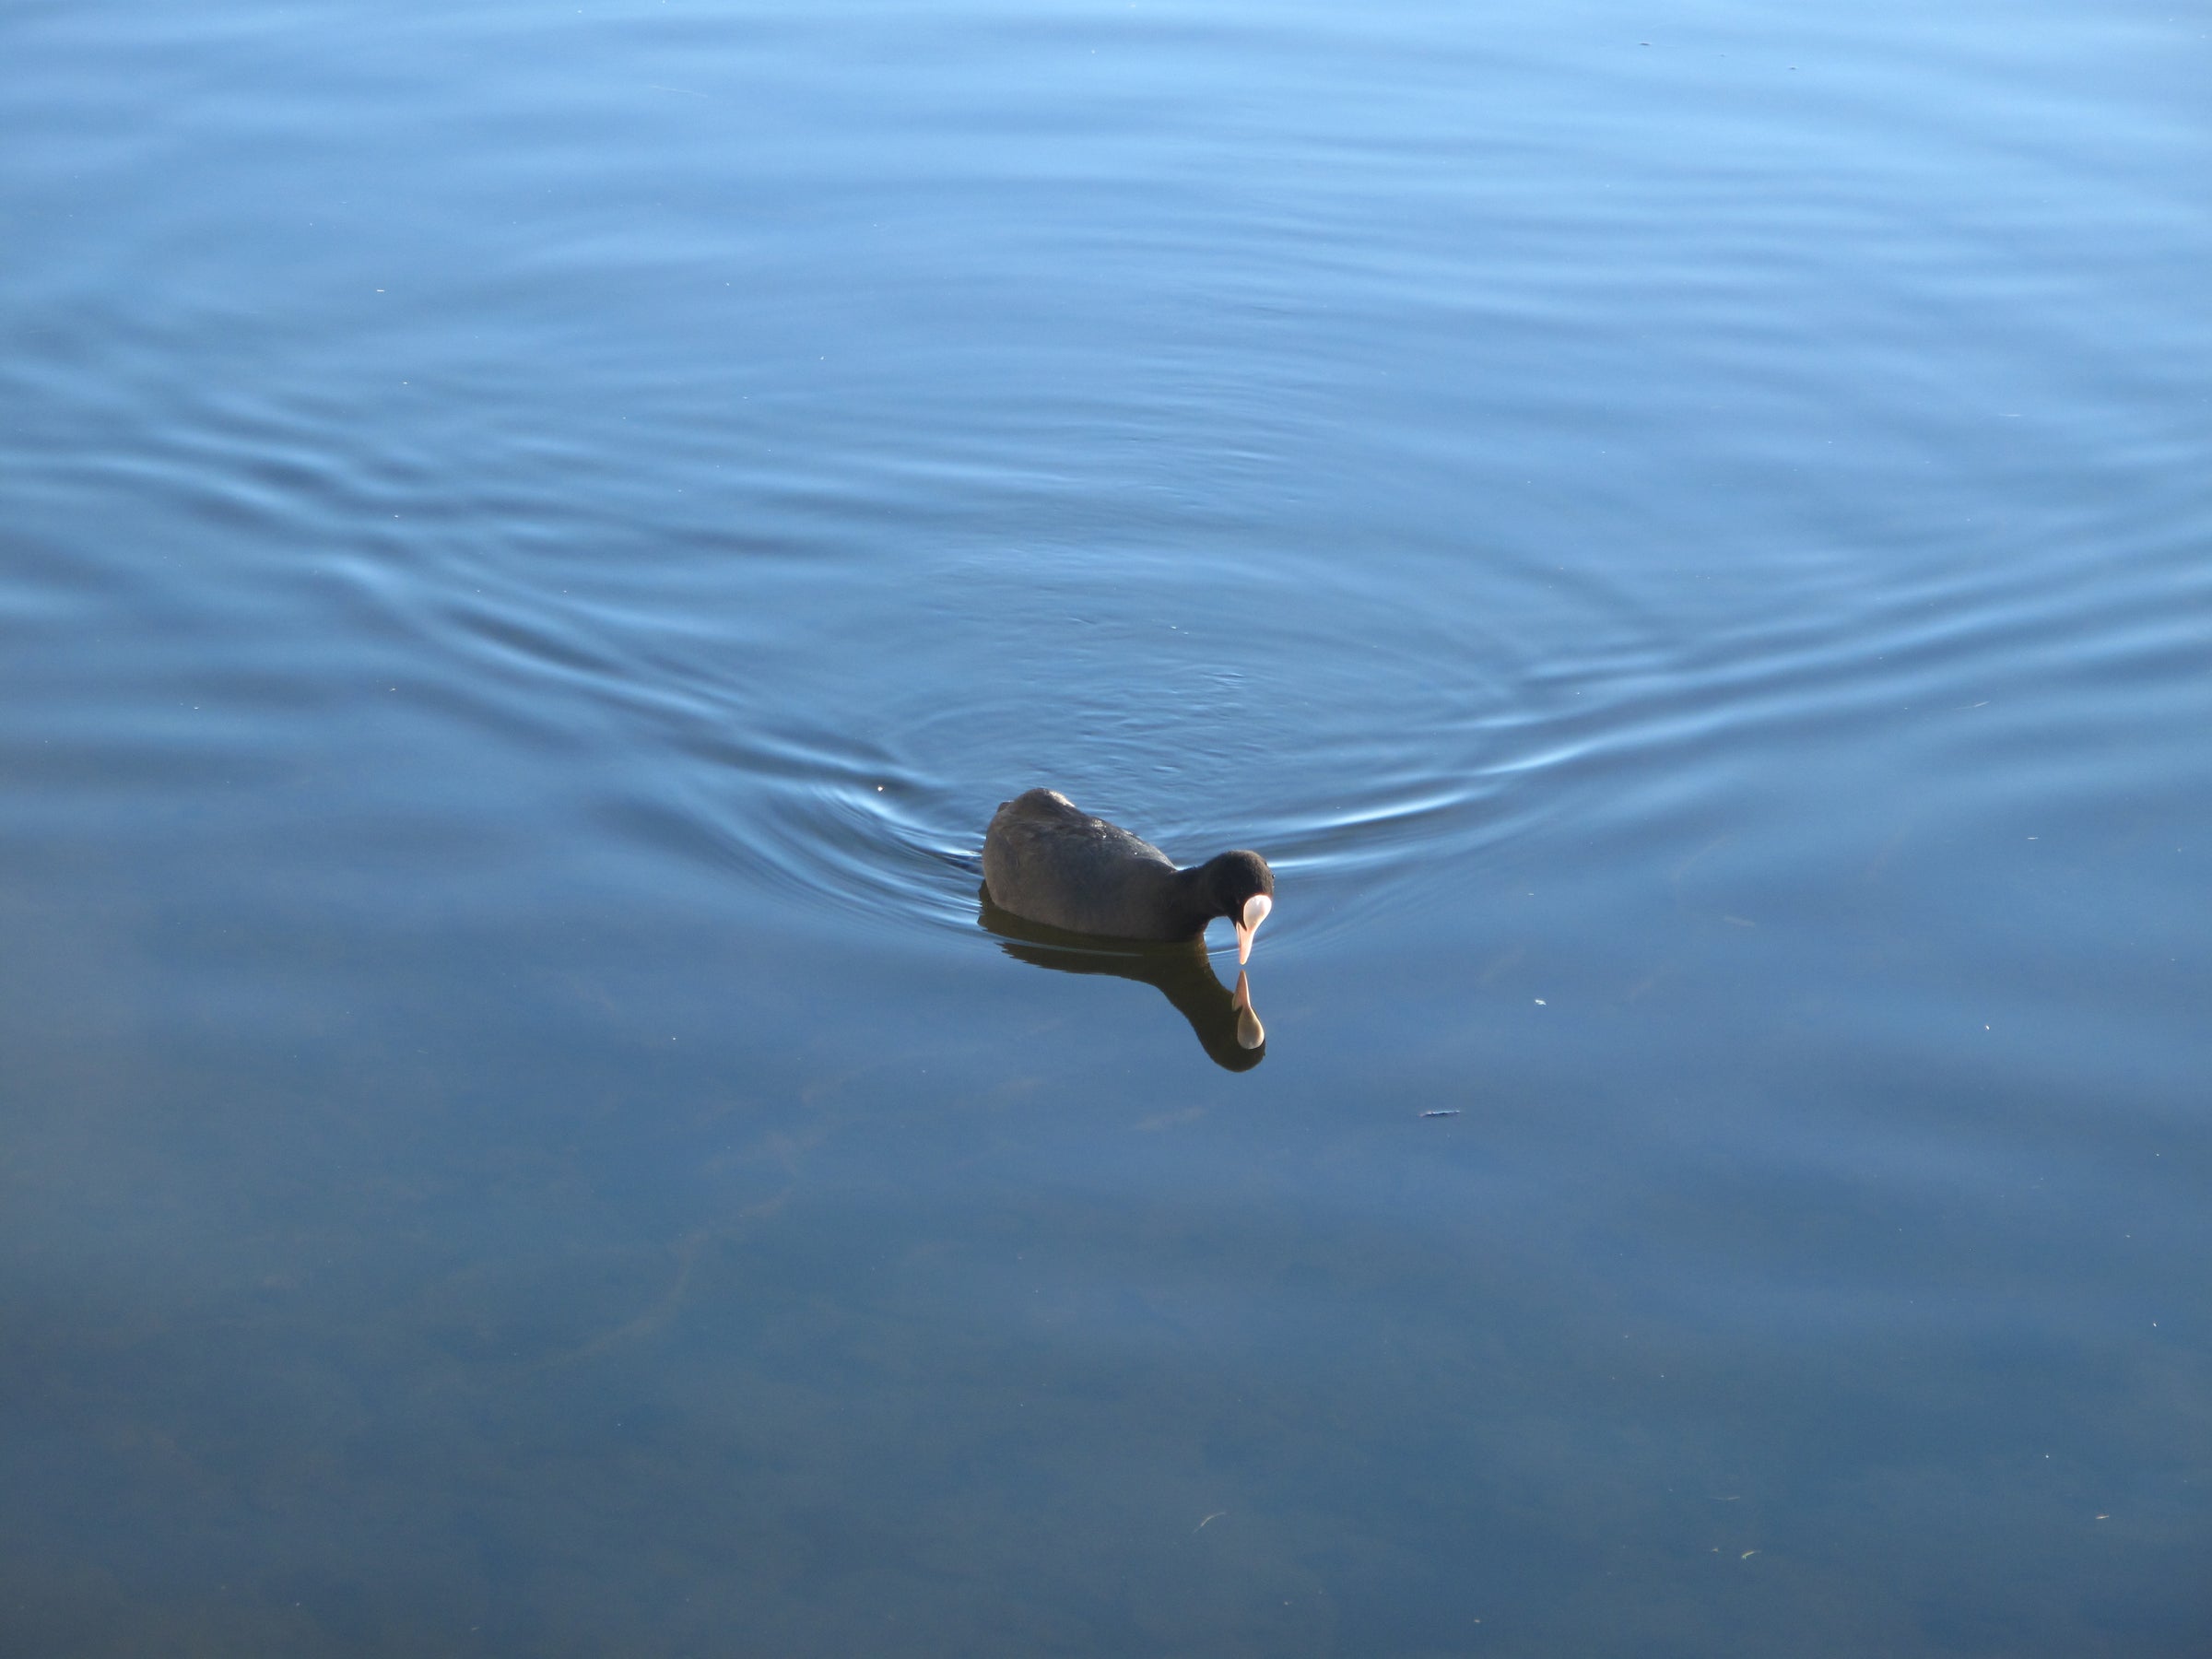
[[4, 0, 2207, 1650]]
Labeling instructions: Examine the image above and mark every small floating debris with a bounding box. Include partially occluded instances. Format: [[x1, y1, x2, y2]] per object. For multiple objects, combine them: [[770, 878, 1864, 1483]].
[[1420, 1109, 1462, 1119]]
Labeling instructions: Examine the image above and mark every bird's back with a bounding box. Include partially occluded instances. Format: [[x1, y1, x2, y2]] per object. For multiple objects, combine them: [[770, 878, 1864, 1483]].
[[982, 789, 1188, 939]]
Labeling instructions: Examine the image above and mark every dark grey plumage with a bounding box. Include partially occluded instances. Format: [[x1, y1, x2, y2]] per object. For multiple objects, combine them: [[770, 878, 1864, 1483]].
[[982, 789, 1274, 955]]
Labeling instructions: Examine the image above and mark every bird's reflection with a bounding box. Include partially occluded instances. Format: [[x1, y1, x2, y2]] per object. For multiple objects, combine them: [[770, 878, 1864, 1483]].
[[977, 888, 1266, 1071]]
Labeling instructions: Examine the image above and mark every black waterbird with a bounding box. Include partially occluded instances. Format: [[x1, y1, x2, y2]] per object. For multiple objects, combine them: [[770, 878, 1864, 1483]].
[[982, 789, 1275, 963]]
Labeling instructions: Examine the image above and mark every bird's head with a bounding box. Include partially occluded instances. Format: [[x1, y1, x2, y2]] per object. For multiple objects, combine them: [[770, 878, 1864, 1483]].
[[1200, 851, 1275, 964]]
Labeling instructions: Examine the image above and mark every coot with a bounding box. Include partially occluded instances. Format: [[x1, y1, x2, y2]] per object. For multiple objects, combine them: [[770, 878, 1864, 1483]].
[[982, 789, 1275, 963]]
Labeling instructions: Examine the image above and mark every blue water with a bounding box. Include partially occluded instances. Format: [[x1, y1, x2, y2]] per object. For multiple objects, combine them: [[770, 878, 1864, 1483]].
[[4, 0, 2208, 1652]]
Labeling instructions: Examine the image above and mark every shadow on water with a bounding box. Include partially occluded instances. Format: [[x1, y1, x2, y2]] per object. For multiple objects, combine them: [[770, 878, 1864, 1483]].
[[977, 888, 1266, 1072]]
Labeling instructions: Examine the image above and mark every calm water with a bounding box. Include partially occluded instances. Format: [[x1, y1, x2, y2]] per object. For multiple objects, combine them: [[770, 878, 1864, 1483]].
[[4, 0, 2208, 1651]]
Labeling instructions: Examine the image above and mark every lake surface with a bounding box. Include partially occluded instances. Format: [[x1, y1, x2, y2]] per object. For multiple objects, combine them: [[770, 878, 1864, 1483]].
[[4, 0, 2207, 1652]]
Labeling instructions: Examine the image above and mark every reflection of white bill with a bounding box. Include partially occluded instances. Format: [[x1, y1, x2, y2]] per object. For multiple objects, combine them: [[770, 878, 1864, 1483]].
[[1232, 971, 1265, 1051]]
